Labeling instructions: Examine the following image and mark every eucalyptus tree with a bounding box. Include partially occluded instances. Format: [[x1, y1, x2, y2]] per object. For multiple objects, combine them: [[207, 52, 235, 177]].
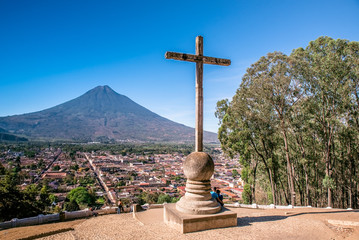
[[341, 40, 359, 208], [291, 37, 354, 208], [217, 36, 359, 208]]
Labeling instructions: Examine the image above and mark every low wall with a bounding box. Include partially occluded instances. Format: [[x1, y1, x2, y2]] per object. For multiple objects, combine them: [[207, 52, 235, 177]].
[[94, 207, 117, 215], [63, 209, 93, 220], [0, 207, 118, 230], [0, 214, 60, 229], [224, 203, 313, 209], [148, 204, 164, 209]]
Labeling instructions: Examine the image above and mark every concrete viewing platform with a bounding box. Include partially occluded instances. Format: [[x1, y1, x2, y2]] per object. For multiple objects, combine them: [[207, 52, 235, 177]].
[[1, 206, 359, 240]]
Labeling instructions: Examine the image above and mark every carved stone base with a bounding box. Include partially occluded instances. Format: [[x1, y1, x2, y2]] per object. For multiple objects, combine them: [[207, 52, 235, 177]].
[[176, 180, 221, 215], [164, 203, 237, 233]]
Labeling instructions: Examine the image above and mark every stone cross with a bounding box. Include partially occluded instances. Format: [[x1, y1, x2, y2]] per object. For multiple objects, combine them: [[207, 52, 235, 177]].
[[165, 36, 231, 152]]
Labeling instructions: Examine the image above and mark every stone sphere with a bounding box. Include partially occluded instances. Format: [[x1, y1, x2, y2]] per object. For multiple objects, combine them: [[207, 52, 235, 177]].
[[183, 152, 214, 181]]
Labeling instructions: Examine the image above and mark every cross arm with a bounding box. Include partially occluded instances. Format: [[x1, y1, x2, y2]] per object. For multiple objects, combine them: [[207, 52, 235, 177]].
[[165, 52, 231, 66]]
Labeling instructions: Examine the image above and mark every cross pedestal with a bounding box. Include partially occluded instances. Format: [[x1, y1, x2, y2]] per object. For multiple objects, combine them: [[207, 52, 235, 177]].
[[164, 202, 237, 233], [164, 36, 237, 233], [176, 152, 220, 215], [164, 152, 237, 233]]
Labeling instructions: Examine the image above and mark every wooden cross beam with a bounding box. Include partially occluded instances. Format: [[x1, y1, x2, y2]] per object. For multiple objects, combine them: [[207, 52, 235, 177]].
[[165, 36, 231, 152]]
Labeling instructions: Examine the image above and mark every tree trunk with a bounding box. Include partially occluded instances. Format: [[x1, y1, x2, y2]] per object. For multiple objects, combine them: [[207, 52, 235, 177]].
[[324, 122, 333, 208], [304, 165, 311, 206], [250, 138, 276, 205], [282, 128, 295, 205], [356, 183, 358, 209], [326, 146, 332, 208], [348, 141, 354, 209], [315, 160, 319, 207], [279, 178, 289, 205], [298, 134, 311, 206], [252, 161, 258, 203], [268, 169, 276, 205]]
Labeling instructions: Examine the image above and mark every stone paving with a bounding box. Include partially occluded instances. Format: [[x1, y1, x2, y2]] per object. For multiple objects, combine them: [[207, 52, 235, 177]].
[[3, 207, 359, 240]]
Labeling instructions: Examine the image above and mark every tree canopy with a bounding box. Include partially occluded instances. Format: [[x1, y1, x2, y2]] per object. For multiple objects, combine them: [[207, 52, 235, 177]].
[[67, 187, 96, 206], [0, 171, 51, 221], [216, 36, 359, 208]]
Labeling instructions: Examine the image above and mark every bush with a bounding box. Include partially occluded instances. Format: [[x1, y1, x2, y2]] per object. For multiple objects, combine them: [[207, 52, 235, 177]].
[[157, 194, 171, 204], [242, 184, 252, 204], [67, 187, 96, 206], [65, 199, 80, 211]]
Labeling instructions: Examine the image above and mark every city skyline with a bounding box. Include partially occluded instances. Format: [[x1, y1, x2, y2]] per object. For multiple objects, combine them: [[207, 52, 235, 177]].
[[1, 1, 359, 132]]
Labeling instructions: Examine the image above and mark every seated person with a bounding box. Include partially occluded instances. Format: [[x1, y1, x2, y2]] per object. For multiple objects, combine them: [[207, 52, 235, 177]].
[[217, 189, 224, 206], [210, 187, 224, 206]]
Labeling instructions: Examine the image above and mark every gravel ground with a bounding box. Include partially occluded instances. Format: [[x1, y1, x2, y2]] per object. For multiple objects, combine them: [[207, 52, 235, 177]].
[[3, 207, 359, 240]]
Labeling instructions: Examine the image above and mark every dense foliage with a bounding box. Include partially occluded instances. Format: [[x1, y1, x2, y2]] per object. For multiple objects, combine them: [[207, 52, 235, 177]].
[[137, 191, 179, 205], [216, 37, 359, 208], [67, 187, 96, 206], [0, 141, 220, 157], [0, 163, 52, 221]]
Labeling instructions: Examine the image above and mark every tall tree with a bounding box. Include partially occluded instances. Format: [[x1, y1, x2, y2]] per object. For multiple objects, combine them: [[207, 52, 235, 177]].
[[217, 36, 359, 208], [292, 37, 353, 207]]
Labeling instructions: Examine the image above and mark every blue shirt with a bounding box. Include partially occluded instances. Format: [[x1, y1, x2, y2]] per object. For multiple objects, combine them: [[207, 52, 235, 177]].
[[210, 191, 218, 199]]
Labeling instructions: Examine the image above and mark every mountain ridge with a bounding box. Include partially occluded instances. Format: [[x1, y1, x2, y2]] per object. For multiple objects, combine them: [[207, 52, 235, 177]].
[[0, 86, 218, 143]]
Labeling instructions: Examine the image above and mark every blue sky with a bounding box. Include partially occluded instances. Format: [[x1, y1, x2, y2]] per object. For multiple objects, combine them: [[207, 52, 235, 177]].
[[1, 0, 359, 133]]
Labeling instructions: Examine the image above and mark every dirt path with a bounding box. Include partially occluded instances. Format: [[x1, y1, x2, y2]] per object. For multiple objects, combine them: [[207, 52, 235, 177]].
[[2, 207, 359, 240]]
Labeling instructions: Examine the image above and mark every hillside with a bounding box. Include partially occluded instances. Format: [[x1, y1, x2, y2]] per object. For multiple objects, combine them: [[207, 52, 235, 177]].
[[0, 86, 218, 143], [0, 127, 28, 142], [0, 133, 28, 142]]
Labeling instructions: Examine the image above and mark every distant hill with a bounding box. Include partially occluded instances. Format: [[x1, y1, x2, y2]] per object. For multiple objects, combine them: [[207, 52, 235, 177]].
[[0, 133, 28, 142], [0, 127, 28, 141], [0, 86, 218, 143]]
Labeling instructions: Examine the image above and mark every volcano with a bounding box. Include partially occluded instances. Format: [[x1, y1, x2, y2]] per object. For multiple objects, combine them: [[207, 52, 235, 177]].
[[0, 86, 218, 143]]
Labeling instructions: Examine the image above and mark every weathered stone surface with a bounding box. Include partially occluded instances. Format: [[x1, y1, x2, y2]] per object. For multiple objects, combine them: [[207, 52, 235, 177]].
[[175, 180, 221, 215], [183, 152, 214, 181], [176, 152, 220, 215], [164, 203, 237, 233]]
